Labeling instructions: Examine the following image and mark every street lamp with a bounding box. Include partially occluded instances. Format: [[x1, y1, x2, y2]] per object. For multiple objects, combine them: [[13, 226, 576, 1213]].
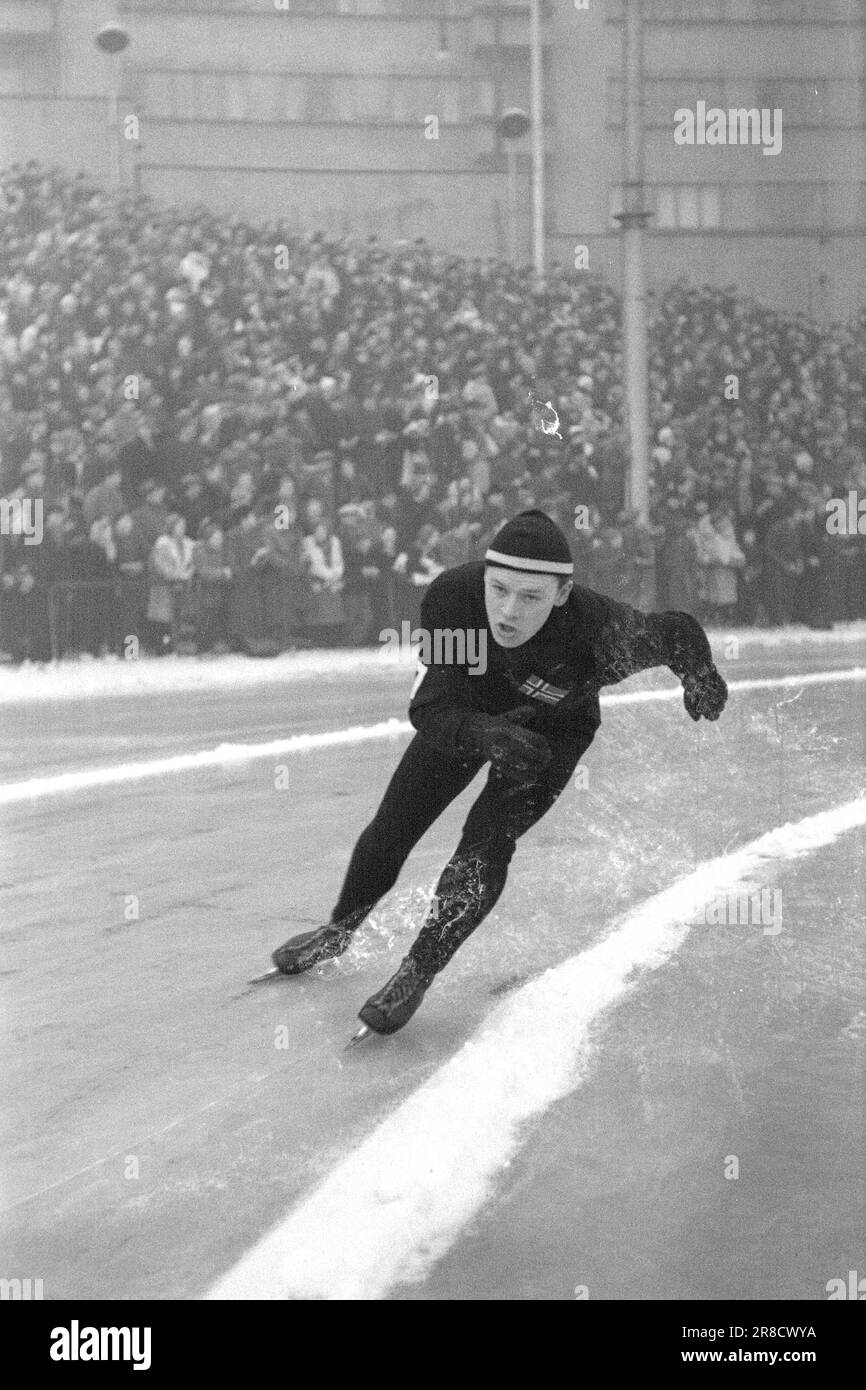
[[528, 0, 545, 275], [612, 0, 650, 524], [95, 24, 130, 54], [95, 23, 131, 188], [497, 107, 530, 265]]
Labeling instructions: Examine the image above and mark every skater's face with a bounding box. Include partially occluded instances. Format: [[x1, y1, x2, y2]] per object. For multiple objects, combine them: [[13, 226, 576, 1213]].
[[484, 566, 572, 647]]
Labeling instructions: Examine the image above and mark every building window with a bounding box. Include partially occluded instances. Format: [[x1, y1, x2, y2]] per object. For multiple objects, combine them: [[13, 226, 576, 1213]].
[[225, 75, 247, 121], [700, 185, 721, 226], [0, 64, 25, 95], [279, 76, 308, 122], [645, 0, 727, 21], [616, 182, 840, 233], [138, 67, 475, 125], [337, 1, 462, 12], [392, 78, 463, 124], [304, 77, 337, 123], [353, 78, 393, 121], [196, 73, 226, 122], [749, 0, 823, 21], [144, 71, 175, 118], [608, 77, 833, 129], [830, 181, 866, 230], [728, 182, 827, 230], [652, 185, 721, 229], [756, 78, 825, 124]]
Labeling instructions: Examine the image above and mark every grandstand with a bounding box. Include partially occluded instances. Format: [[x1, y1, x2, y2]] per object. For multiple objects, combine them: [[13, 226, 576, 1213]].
[[1, 156, 864, 660]]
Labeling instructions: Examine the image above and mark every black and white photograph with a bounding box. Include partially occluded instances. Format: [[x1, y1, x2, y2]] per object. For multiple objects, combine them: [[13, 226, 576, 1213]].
[[1, 0, 864, 1338]]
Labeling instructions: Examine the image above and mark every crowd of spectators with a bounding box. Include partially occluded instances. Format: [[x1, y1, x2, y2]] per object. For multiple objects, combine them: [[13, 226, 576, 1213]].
[[2, 162, 865, 663]]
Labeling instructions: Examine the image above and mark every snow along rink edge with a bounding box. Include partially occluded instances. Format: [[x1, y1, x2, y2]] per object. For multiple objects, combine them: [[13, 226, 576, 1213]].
[[204, 795, 866, 1302], [4, 668, 864, 806], [1, 620, 865, 705]]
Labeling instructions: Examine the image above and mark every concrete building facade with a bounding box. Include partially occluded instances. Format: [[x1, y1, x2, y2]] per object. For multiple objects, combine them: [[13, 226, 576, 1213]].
[[1, 0, 864, 318]]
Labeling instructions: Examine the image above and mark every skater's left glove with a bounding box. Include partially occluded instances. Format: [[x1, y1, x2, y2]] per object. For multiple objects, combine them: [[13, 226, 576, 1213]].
[[682, 666, 728, 722], [463, 707, 552, 783]]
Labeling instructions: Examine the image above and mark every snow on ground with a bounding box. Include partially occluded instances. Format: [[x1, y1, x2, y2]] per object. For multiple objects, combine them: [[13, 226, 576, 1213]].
[[1, 621, 865, 706]]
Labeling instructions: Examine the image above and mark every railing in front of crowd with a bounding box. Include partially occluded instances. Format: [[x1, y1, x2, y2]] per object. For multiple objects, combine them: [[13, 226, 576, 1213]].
[[41, 572, 414, 661], [46, 578, 183, 662]]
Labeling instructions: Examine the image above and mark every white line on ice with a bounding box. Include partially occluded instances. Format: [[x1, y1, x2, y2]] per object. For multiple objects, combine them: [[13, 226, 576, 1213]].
[[204, 795, 866, 1301], [0, 719, 409, 805], [2, 666, 864, 807]]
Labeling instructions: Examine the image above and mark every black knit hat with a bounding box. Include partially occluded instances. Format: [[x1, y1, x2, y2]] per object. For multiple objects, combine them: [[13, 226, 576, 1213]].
[[485, 509, 573, 577]]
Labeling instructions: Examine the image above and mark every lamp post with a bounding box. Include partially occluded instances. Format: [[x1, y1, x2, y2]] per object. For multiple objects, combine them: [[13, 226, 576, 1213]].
[[612, 0, 650, 524], [529, 0, 545, 275], [95, 23, 130, 188], [497, 107, 530, 264]]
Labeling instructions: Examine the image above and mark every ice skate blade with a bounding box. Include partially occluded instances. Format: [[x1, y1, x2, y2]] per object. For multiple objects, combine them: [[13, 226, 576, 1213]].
[[344, 1024, 372, 1050], [247, 966, 282, 985]]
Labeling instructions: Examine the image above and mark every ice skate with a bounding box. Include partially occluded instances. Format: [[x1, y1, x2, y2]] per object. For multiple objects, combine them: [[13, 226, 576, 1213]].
[[269, 921, 355, 976], [354, 955, 433, 1037], [344, 1023, 372, 1050]]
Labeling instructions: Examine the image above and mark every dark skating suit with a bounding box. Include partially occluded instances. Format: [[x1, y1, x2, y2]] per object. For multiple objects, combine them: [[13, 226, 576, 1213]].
[[330, 561, 721, 977]]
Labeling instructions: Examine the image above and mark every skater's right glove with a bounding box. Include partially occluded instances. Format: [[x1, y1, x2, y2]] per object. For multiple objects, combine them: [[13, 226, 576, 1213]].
[[682, 665, 728, 722], [464, 705, 552, 784]]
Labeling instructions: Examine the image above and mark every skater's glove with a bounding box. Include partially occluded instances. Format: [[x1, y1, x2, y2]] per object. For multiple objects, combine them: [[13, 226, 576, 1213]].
[[682, 666, 728, 722], [467, 706, 553, 783]]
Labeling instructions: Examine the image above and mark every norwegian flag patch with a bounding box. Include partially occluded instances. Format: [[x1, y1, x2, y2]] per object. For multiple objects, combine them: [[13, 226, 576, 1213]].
[[518, 674, 569, 705]]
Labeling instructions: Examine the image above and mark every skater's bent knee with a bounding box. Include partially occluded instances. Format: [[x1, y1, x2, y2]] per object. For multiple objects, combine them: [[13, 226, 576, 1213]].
[[476, 822, 517, 856]]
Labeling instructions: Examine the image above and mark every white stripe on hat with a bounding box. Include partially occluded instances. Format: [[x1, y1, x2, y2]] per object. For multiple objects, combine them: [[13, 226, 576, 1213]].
[[485, 548, 573, 575]]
